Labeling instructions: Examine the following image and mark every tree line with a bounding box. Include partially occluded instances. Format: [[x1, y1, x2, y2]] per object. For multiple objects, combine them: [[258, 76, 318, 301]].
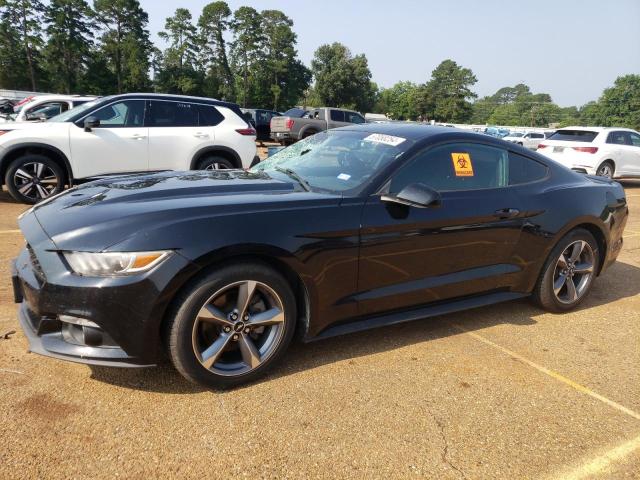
[[0, 0, 638, 129]]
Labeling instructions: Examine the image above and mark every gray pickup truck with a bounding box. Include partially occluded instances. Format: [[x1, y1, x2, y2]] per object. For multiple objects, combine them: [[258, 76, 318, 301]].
[[270, 107, 366, 144]]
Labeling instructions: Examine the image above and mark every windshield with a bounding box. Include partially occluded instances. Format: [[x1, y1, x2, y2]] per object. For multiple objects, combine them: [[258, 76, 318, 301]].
[[250, 130, 413, 194], [509, 132, 524, 137], [48, 98, 105, 122]]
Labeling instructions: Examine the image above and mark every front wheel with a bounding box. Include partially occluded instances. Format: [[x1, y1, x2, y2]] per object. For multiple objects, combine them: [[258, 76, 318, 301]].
[[198, 156, 234, 170], [165, 262, 297, 389], [5, 154, 65, 204], [532, 229, 599, 313]]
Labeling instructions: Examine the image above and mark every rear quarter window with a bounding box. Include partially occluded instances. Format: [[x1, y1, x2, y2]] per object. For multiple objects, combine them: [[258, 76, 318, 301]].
[[508, 152, 548, 185], [198, 105, 224, 126], [548, 130, 598, 142], [330, 110, 345, 122]]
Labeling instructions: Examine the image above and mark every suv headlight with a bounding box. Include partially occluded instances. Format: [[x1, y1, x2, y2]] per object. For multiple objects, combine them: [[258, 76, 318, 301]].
[[63, 251, 171, 276]]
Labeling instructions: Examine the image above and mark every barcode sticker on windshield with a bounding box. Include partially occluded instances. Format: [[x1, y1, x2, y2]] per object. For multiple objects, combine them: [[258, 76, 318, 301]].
[[337, 173, 351, 180], [363, 133, 406, 146]]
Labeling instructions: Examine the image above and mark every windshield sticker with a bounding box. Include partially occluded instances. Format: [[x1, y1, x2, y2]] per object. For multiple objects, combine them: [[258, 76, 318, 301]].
[[337, 173, 351, 181], [451, 153, 474, 177], [363, 133, 406, 147]]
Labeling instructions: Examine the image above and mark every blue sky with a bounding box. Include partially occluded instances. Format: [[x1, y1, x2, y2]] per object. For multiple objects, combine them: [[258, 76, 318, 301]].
[[143, 0, 640, 107]]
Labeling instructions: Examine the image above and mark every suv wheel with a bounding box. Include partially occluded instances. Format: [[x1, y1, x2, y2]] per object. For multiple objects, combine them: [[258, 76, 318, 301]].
[[596, 161, 614, 178], [5, 154, 65, 204], [165, 262, 297, 389], [198, 156, 234, 170], [532, 228, 599, 312]]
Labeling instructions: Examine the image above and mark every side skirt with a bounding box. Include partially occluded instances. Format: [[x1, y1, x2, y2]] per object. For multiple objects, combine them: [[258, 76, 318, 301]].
[[308, 291, 528, 342]]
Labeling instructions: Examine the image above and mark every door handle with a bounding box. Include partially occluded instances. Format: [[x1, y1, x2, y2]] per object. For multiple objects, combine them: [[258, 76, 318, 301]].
[[194, 132, 209, 138], [493, 208, 520, 219], [131, 134, 146, 140]]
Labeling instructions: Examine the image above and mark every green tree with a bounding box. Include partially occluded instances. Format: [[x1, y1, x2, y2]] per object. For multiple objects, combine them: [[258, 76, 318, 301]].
[[596, 74, 640, 130], [0, 0, 45, 90], [43, 0, 94, 94], [424, 59, 477, 122], [94, 0, 152, 92], [375, 81, 423, 120], [311, 42, 374, 111], [156, 8, 201, 94], [198, 1, 234, 101], [229, 6, 263, 107], [0, 13, 30, 89], [257, 9, 310, 110]]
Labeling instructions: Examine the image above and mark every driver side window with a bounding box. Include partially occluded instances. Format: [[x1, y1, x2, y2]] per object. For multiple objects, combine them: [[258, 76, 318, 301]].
[[91, 100, 145, 127], [389, 143, 509, 193]]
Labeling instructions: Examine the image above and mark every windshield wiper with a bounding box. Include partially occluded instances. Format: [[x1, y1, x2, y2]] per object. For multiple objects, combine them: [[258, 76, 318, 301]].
[[274, 167, 311, 192]]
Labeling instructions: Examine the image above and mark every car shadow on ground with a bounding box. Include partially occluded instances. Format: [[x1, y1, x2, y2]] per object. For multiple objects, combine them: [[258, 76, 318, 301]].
[[88, 259, 640, 395]]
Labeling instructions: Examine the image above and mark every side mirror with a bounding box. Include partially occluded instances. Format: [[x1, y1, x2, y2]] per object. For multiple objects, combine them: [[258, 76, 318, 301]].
[[381, 183, 441, 209], [84, 116, 100, 132]]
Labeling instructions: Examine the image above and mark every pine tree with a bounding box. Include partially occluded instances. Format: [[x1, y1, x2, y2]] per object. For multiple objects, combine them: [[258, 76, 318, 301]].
[[0, 0, 45, 90], [229, 6, 263, 107], [93, 0, 152, 92], [43, 0, 94, 93], [197, 1, 234, 101]]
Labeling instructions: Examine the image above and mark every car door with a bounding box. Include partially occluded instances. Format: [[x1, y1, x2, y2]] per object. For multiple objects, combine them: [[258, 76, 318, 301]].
[[357, 141, 524, 317], [345, 111, 366, 125], [327, 109, 350, 129], [69, 99, 148, 178], [147, 100, 216, 171], [621, 132, 640, 175], [605, 131, 631, 175]]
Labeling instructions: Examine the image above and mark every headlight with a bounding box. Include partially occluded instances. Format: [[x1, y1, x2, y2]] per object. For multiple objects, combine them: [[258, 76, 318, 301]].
[[63, 251, 171, 276]]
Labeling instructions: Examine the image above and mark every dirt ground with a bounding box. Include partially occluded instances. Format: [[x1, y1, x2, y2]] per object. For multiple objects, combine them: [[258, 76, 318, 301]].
[[0, 179, 639, 479]]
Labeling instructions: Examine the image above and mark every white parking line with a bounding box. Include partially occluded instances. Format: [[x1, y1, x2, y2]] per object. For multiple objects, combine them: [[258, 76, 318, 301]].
[[453, 324, 640, 421], [0, 229, 20, 234], [547, 433, 640, 480]]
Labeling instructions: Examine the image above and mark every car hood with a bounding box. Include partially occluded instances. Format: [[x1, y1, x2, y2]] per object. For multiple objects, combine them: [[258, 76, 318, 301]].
[[0, 120, 70, 131], [26, 170, 339, 251]]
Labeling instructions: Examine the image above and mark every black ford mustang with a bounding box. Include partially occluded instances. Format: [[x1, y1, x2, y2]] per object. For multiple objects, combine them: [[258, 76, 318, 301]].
[[12, 125, 628, 389]]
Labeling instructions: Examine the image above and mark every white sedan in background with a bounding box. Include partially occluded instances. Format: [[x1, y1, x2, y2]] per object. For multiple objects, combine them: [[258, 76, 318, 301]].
[[537, 127, 640, 178]]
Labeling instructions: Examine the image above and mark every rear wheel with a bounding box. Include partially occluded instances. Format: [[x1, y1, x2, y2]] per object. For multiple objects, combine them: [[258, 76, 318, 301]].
[[532, 229, 599, 312], [596, 161, 614, 178], [5, 154, 65, 204], [198, 156, 234, 170], [165, 262, 297, 389]]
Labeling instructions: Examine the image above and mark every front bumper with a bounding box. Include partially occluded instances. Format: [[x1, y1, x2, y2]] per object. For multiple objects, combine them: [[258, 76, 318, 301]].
[[12, 213, 197, 367]]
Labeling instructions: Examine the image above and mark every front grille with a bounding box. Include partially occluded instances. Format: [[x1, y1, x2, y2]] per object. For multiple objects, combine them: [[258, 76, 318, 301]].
[[26, 244, 46, 282]]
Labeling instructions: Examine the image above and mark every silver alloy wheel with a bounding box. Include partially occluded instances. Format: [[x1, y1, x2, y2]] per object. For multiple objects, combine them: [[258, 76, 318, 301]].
[[597, 163, 613, 178], [204, 162, 229, 170], [553, 240, 595, 304], [13, 162, 60, 201], [191, 280, 286, 376]]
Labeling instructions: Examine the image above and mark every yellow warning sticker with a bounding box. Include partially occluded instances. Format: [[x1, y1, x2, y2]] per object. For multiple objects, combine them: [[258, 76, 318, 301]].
[[451, 153, 474, 177]]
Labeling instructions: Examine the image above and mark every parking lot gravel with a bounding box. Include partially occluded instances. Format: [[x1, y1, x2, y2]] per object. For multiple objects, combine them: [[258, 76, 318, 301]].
[[1, 181, 639, 479]]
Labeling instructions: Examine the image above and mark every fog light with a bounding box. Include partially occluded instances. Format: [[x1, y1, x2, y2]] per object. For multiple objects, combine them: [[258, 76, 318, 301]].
[[58, 314, 99, 328]]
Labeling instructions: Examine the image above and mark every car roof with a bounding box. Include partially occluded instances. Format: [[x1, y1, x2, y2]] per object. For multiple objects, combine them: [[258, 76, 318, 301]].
[[333, 123, 477, 141], [26, 94, 98, 102], [110, 92, 239, 110]]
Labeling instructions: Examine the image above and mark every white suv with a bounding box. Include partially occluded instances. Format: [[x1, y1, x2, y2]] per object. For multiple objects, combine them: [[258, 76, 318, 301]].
[[0, 93, 258, 203], [502, 131, 550, 150], [0, 94, 97, 123], [538, 127, 640, 179]]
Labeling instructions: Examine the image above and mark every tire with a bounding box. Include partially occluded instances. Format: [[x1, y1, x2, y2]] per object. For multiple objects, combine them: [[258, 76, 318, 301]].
[[5, 154, 65, 204], [532, 228, 599, 313], [198, 156, 235, 170], [165, 262, 297, 389], [596, 161, 614, 178]]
